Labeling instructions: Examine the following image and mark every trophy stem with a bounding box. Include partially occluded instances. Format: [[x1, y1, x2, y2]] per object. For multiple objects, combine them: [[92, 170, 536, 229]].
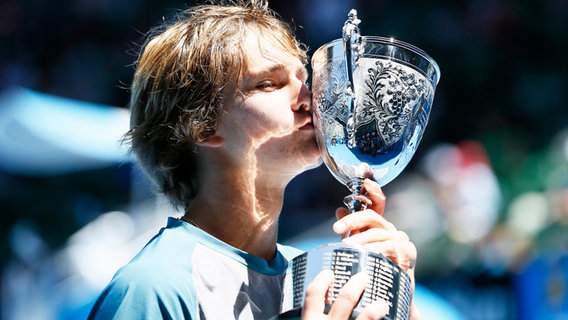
[[343, 177, 367, 213]]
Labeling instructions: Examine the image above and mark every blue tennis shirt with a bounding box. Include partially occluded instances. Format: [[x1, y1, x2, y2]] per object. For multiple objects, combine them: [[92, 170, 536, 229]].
[[88, 217, 302, 319]]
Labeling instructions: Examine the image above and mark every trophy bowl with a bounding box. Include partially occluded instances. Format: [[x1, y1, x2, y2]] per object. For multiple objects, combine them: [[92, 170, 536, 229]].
[[280, 10, 440, 320], [312, 37, 440, 207]]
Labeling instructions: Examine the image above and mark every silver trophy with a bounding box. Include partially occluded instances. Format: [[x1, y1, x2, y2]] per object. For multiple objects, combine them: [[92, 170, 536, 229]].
[[281, 9, 440, 320]]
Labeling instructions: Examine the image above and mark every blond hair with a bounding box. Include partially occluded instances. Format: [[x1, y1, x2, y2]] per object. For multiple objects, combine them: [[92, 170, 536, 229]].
[[125, 0, 307, 208]]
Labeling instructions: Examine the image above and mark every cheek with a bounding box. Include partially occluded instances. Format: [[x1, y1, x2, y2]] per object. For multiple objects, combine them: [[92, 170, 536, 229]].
[[217, 110, 290, 152], [240, 105, 294, 135], [220, 91, 296, 144]]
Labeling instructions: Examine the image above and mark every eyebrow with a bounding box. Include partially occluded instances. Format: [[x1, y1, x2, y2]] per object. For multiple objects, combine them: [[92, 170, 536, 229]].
[[249, 63, 287, 76], [250, 62, 308, 79]]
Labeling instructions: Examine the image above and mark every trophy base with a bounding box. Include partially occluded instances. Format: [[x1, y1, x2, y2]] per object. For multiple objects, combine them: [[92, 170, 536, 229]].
[[281, 243, 411, 320]]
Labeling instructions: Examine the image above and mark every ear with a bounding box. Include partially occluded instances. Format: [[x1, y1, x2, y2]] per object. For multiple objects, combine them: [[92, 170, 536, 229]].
[[196, 134, 224, 148]]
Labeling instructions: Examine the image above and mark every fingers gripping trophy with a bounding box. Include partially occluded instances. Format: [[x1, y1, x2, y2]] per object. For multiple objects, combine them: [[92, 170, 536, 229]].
[[280, 9, 440, 320]]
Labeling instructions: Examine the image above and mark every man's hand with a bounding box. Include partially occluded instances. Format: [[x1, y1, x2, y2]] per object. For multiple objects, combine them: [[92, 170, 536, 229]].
[[302, 270, 389, 320]]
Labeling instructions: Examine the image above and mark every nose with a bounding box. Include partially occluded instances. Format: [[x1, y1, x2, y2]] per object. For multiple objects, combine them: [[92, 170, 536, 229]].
[[294, 80, 312, 112]]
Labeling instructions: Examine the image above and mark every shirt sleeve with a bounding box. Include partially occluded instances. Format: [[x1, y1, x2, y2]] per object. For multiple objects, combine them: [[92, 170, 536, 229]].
[[88, 263, 195, 320]]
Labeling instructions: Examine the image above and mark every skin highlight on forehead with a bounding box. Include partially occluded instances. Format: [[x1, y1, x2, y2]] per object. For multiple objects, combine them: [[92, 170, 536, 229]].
[[250, 34, 306, 75]]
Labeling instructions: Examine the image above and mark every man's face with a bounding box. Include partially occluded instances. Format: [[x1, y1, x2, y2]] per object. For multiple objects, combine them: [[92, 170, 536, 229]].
[[214, 33, 322, 176]]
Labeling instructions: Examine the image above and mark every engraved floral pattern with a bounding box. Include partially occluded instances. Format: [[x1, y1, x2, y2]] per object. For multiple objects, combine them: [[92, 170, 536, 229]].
[[313, 59, 350, 144], [353, 59, 434, 156]]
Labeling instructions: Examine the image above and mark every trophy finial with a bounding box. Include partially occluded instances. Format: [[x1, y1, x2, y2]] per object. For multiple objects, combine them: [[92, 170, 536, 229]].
[[343, 9, 361, 38], [342, 9, 362, 63]]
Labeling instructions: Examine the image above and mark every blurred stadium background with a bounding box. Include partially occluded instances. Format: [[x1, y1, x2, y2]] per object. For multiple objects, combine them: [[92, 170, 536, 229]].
[[1, 0, 567, 319]]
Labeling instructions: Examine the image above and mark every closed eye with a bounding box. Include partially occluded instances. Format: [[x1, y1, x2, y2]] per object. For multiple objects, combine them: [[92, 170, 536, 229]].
[[255, 80, 280, 92]]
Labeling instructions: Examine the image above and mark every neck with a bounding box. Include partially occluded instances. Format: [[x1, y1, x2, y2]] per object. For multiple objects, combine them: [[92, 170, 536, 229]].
[[182, 168, 290, 261]]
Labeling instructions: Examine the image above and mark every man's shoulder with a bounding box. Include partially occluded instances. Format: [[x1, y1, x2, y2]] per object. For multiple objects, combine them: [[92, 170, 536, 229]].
[[88, 258, 195, 319], [112, 251, 192, 289]]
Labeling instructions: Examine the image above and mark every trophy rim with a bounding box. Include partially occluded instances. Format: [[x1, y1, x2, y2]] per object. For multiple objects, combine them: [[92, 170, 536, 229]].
[[312, 35, 441, 86]]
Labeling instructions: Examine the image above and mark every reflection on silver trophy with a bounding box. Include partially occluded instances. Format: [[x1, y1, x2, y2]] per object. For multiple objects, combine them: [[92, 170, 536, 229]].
[[281, 9, 441, 320]]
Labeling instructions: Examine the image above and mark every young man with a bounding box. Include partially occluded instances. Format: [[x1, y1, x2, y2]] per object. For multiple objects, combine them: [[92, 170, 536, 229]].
[[89, 1, 418, 319]]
